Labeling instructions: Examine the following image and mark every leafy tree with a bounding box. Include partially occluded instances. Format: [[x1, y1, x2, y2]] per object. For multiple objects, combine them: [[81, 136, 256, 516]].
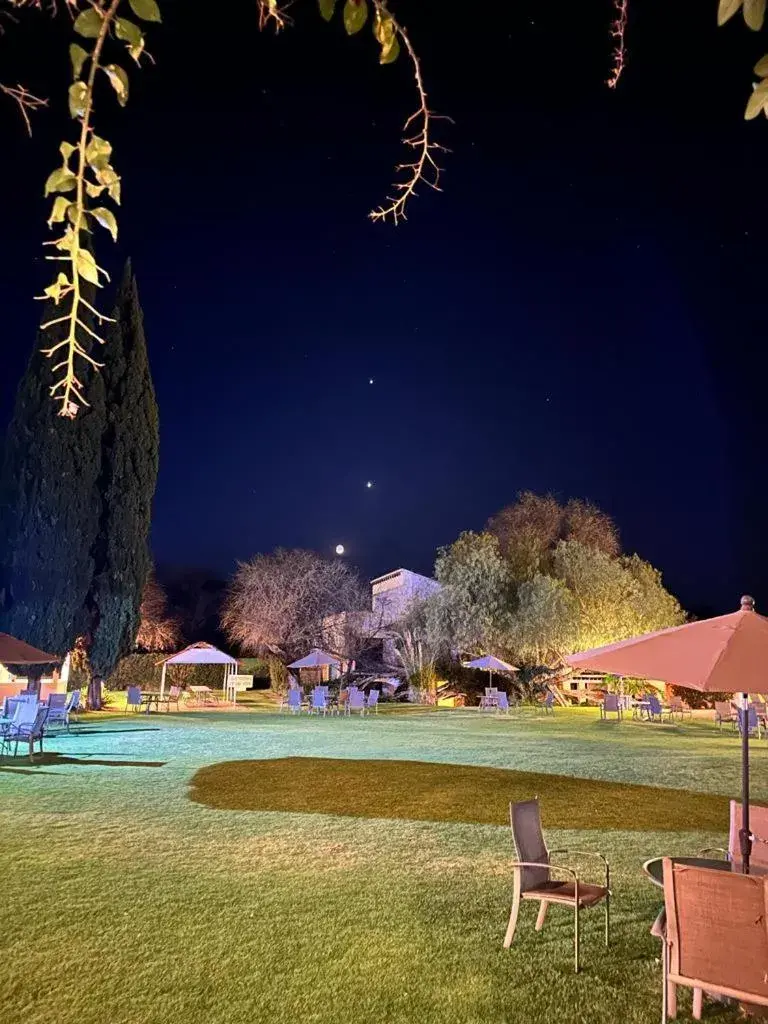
[[0, 300, 106, 654], [551, 540, 684, 652], [510, 575, 578, 665], [433, 531, 516, 655], [85, 261, 159, 705], [487, 492, 620, 582], [221, 548, 366, 663]]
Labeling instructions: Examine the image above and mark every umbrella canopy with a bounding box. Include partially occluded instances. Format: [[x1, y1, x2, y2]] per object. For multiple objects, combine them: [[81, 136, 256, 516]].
[[160, 642, 237, 666], [0, 633, 58, 665], [463, 655, 518, 673], [288, 648, 341, 670], [566, 595, 767, 872], [567, 600, 768, 693]]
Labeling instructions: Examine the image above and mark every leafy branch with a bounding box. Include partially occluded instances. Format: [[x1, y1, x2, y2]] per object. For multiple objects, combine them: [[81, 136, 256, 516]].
[[606, 0, 628, 89], [38, 0, 159, 418], [259, 0, 449, 225]]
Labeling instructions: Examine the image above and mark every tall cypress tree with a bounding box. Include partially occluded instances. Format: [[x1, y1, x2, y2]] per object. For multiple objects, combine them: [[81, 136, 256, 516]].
[[87, 262, 159, 700], [0, 308, 106, 654]]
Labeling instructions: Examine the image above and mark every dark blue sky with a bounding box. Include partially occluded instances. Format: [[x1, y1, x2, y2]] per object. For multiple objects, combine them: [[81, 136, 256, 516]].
[[1, 0, 766, 613]]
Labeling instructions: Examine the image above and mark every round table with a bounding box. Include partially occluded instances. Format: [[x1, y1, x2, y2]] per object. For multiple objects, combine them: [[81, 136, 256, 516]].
[[642, 856, 733, 887]]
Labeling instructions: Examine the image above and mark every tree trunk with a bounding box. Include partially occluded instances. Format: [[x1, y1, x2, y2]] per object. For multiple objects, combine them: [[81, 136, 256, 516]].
[[87, 675, 102, 711]]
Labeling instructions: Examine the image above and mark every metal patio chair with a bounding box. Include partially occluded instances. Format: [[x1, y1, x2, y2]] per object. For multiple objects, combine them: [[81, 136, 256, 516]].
[[504, 798, 610, 973]]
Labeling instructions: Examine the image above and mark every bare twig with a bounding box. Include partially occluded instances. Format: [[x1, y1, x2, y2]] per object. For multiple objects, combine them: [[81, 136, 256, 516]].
[[606, 0, 628, 89], [0, 81, 47, 134], [369, 3, 450, 224], [256, 0, 291, 32]]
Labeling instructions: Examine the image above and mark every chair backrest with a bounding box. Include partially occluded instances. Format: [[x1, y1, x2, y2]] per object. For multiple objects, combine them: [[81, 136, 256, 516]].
[[311, 688, 326, 709], [31, 706, 49, 738], [738, 707, 758, 734], [287, 689, 302, 708], [348, 690, 365, 709], [728, 800, 768, 870], [11, 699, 39, 730], [16, 692, 38, 703], [648, 694, 662, 714], [663, 858, 768, 1002], [510, 799, 549, 892], [603, 693, 619, 711], [367, 689, 379, 706], [668, 697, 682, 709], [48, 693, 66, 709], [126, 685, 141, 707], [497, 692, 509, 710], [715, 700, 732, 718], [169, 685, 182, 699]]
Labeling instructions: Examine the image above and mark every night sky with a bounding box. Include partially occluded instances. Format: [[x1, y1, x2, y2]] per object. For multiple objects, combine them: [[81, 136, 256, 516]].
[[2, 0, 768, 614]]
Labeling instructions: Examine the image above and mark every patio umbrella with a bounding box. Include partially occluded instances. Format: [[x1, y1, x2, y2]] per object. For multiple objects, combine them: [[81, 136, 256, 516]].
[[0, 633, 57, 665], [463, 655, 518, 689], [288, 649, 341, 669], [566, 595, 768, 873]]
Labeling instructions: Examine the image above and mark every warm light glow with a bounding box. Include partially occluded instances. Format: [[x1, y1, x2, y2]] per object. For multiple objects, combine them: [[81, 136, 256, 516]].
[[335, 544, 345, 556]]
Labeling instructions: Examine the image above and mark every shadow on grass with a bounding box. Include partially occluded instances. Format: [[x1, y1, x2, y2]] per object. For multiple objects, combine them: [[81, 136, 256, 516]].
[[188, 757, 731, 831], [0, 752, 166, 770]]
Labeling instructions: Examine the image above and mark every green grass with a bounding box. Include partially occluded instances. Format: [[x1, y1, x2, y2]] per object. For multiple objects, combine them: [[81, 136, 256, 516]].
[[1, 705, 760, 1024]]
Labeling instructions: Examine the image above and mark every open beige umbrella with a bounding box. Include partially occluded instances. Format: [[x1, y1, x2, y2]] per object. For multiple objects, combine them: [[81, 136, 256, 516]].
[[566, 596, 768, 873]]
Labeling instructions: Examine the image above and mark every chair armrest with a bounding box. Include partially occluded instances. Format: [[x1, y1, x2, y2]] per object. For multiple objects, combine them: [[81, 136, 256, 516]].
[[549, 849, 610, 887], [511, 860, 578, 881]]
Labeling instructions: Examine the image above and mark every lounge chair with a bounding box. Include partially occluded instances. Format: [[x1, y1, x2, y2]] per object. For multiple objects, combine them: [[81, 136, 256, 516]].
[[45, 693, 68, 732], [504, 798, 610, 973], [665, 697, 692, 722], [126, 686, 142, 712], [543, 690, 554, 715], [66, 690, 82, 722], [2, 702, 49, 761], [714, 700, 735, 732], [738, 706, 760, 739], [600, 693, 622, 721], [659, 858, 768, 1020], [281, 689, 303, 714], [158, 685, 183, 713], [346, 690, 366, 716], [701, 799, 768, 871], [496, 692, 510, 714], [309, 687, 328, 716], [366, 689, 379, 714]]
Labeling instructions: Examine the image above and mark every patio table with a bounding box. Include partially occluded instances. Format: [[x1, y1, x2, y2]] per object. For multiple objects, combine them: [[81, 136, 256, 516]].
[[140, 692, 161, 714]]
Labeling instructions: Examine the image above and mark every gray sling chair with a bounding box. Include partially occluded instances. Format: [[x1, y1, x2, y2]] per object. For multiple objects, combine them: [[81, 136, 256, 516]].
[[504, 798, 611, 973]]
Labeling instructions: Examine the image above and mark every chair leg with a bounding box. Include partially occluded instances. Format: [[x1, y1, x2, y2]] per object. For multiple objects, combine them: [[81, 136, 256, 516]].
[[667, 979, 677, 1020], [535, 900, 549, 931], [692, 988, 702, 1020], [605, 891, 610, 947], [503, 890, 521, 948], [574, 898, 580, 974]]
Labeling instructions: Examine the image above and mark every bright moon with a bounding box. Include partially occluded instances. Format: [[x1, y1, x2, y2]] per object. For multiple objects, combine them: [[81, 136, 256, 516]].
[[335, 544, 345, 555]]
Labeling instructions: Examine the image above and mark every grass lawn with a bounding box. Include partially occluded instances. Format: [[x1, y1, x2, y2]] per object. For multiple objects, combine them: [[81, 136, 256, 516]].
[[1, 704, 762, 1024]]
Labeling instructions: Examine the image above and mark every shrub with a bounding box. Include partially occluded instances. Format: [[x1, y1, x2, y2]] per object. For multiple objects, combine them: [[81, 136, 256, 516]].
[[105, 653, 230, 692], [670, 685, 731, 710]]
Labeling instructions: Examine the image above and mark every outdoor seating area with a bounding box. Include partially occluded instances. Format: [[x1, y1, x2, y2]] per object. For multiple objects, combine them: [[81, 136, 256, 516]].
[[279, 684, 380, 716]]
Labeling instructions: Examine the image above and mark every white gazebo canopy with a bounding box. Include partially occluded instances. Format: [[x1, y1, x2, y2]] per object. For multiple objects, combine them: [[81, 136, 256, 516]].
[[158, 642, 238, 699]]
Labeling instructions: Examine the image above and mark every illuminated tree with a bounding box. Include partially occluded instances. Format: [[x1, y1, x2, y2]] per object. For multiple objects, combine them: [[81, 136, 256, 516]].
[[222, 548, 366, 663], [136, 570, 181, 652]]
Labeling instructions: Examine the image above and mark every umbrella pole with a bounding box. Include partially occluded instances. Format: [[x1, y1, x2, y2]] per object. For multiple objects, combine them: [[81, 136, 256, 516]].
[[740, 691, 751, 874]]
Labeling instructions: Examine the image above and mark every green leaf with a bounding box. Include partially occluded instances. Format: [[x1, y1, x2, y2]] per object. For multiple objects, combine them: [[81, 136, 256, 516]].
[[44, 168, 77, 196], [86, 181, 106, 199], [55, 227, 76, 252], [103, 64, 130, 106], [85, 134, 113, 169], [47, 196, 71, 228], [745, 0, 767, 28], [70, 44, 89, 81], [380, 34, 399, 64], [128, 0, 162, 23], [343, 0, 367, 35], [745, 80, 768, 118], [69, 81, 89, 119], [374, 10, 398, 64], [754, 54, 768, 76], [91, 206, 118, 242], [115, 17, 144, 46], [59, 141, 76, 163], [77, 249, 100, 286], [318, 0, 336, 20], [74, 8, 103, 38]]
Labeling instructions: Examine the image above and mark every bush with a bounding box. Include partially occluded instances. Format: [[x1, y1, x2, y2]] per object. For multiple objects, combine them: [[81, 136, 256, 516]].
[[105, 653, 229, 692], [670, 685, 731, 710]]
